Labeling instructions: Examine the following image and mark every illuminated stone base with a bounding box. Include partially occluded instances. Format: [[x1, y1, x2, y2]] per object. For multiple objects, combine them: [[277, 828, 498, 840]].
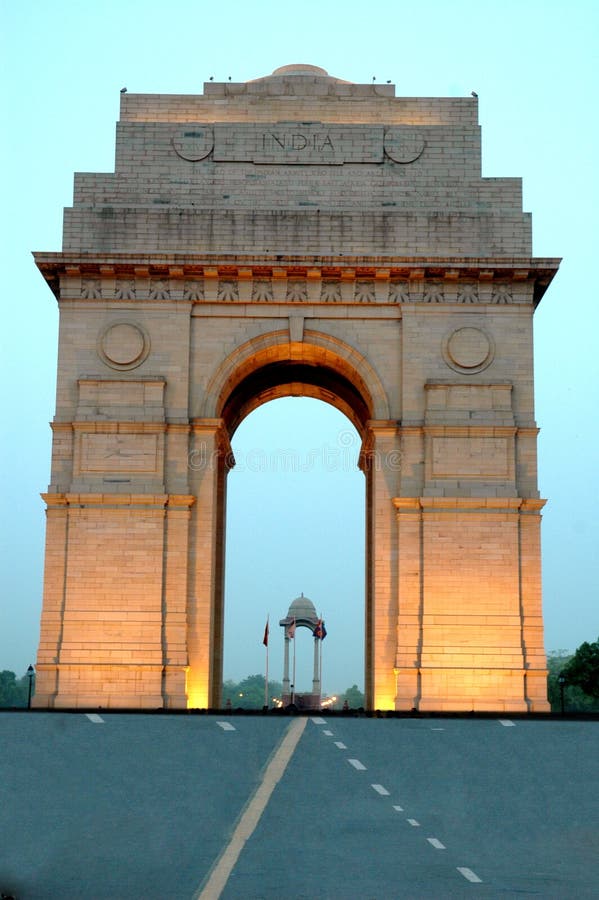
[[419, 668, 537, 713], [32, 663, 188, 710], [395, 666, 549, 713]]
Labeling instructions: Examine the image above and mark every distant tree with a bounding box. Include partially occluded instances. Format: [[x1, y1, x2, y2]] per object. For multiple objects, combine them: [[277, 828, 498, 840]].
[[561, 638, 599, 700], [0, 670, 29, 708], [547, 647, 599, 712], [222, 674, 283, 709], [340, 684, 365, 709]]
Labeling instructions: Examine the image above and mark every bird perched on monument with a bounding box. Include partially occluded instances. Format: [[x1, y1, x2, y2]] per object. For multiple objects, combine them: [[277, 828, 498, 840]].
[[120, 87, 127, 93], [471, 90, 478, 98]]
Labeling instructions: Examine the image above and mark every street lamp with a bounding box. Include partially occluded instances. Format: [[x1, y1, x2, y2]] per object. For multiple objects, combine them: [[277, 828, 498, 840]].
[[558, 673, 566, 715], [26, 665, 35, 709]]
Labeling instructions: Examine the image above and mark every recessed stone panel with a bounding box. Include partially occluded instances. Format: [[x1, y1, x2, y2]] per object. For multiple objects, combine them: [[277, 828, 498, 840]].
[[98, 322, 149, 370], [171, 125, 214, 161], [431, 436, 511, 478], [383, 128, 426, 163], [78, 433, 159, 474], [443, 326, 494, 373]]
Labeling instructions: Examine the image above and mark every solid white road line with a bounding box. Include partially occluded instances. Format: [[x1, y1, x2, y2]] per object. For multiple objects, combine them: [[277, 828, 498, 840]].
[[347, 758, 366, 771], [311, 717, 326, 725], [407, 818, 420, 827], [457, 867, 483, 883], [195, 717, 307, 900], [85, 713, 104, 723], [216, 721, 236, 731], [499, 719, 515, 727], [334, 741, 347, 750], [323, 729, 333, 736], [371, 784, 390, 796], [427, 838, 446, 850], [392, 805, 404, 812]]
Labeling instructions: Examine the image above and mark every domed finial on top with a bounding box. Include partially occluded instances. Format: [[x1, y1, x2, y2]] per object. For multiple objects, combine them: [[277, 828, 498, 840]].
[[271, 64, 329, 77]]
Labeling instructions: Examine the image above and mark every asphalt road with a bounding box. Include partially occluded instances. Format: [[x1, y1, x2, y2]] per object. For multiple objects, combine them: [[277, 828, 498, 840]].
[[1, 713, 597, 899]]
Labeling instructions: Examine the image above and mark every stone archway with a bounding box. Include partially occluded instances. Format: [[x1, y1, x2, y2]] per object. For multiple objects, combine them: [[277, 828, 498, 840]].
[[186, 330, 396, 710], [32, 65, 558, 712]]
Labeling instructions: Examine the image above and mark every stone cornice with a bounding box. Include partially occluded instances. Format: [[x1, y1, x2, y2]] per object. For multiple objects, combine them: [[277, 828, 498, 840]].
[[424, 425, 518, 437], [41, 492, 195, 509], [34, 252, 560, 307], [392, 496, 547, 514], [397, 423, 538, 433]]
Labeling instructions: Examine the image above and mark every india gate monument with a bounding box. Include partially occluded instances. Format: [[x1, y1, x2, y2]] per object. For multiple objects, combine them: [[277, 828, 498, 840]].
[[33, 65, 559, 712]]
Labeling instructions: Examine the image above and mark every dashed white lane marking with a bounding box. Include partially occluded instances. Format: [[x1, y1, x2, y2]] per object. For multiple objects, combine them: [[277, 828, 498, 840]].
[[457, 867, 483, 883], [195, 718, 307, 900], [371, 784, 390, 796], [392, 805, 404, 812], [216, 721, 236, 731], [323, 729, 333, 736], [499, 719, 515, 727], [348, 758, 366, 771], [431, 727, 445, 731], [407, 818, 420, 827], [311, 717, 326, 725], [334, 741, 347, 750], [85, 713, 104, 723], [427, 838, 446, 850]]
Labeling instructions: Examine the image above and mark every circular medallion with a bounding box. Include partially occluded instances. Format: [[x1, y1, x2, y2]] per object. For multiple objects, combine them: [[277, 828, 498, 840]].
[[98, 322, 149, 371], [442, 327, 494, 374], [171, 126, 214, 161], [383, 129, 426, 164]]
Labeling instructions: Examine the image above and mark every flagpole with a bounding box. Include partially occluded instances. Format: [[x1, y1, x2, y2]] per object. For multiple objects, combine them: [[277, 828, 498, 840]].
[[265, 616, 269, 709], [319, 612, 323, 705]]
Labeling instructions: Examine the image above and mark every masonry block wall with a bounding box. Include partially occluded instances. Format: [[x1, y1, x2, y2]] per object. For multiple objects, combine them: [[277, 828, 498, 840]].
[[33, 64, 558, 711]]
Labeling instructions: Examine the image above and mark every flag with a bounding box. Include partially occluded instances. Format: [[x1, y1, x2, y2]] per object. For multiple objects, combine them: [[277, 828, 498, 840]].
[[314, 619, 327, 640], [262, 619, 269, 647], [287, 617, 296, 639]]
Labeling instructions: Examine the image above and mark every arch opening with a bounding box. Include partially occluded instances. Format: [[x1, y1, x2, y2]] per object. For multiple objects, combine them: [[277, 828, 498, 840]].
[[197, 332, 389, 710], [222, 396, 366, 708]]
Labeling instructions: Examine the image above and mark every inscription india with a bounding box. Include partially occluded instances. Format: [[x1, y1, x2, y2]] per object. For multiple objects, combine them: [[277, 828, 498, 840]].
[[212, 123, 383, 164], [171, 123, 428, 166], [261, 131, 335, 152]]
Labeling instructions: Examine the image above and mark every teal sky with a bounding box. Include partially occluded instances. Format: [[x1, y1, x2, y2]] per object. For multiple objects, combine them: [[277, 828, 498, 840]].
[[1, 0, 597, 693]]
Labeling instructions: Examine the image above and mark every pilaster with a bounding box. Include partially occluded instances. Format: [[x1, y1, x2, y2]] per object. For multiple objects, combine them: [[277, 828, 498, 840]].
[[362, 420, 400, 709], [187, 418, 232, 708]]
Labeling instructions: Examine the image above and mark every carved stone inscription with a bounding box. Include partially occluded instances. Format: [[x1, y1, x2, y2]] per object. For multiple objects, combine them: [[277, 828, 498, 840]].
[[213, 124, 384, 164]]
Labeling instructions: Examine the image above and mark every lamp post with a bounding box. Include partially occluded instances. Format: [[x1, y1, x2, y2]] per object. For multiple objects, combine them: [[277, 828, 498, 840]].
[[26, 665, 35, 709], [558, 673, 566, 715]]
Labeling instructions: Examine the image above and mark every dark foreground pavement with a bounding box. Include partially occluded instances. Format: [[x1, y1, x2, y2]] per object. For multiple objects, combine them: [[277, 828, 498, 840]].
[[0, 713, 597, 899]]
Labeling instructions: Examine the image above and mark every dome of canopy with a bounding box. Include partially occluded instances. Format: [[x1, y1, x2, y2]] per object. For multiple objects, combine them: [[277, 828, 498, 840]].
[[279, 592, 321, 629], [288, 593, 317, 619]]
